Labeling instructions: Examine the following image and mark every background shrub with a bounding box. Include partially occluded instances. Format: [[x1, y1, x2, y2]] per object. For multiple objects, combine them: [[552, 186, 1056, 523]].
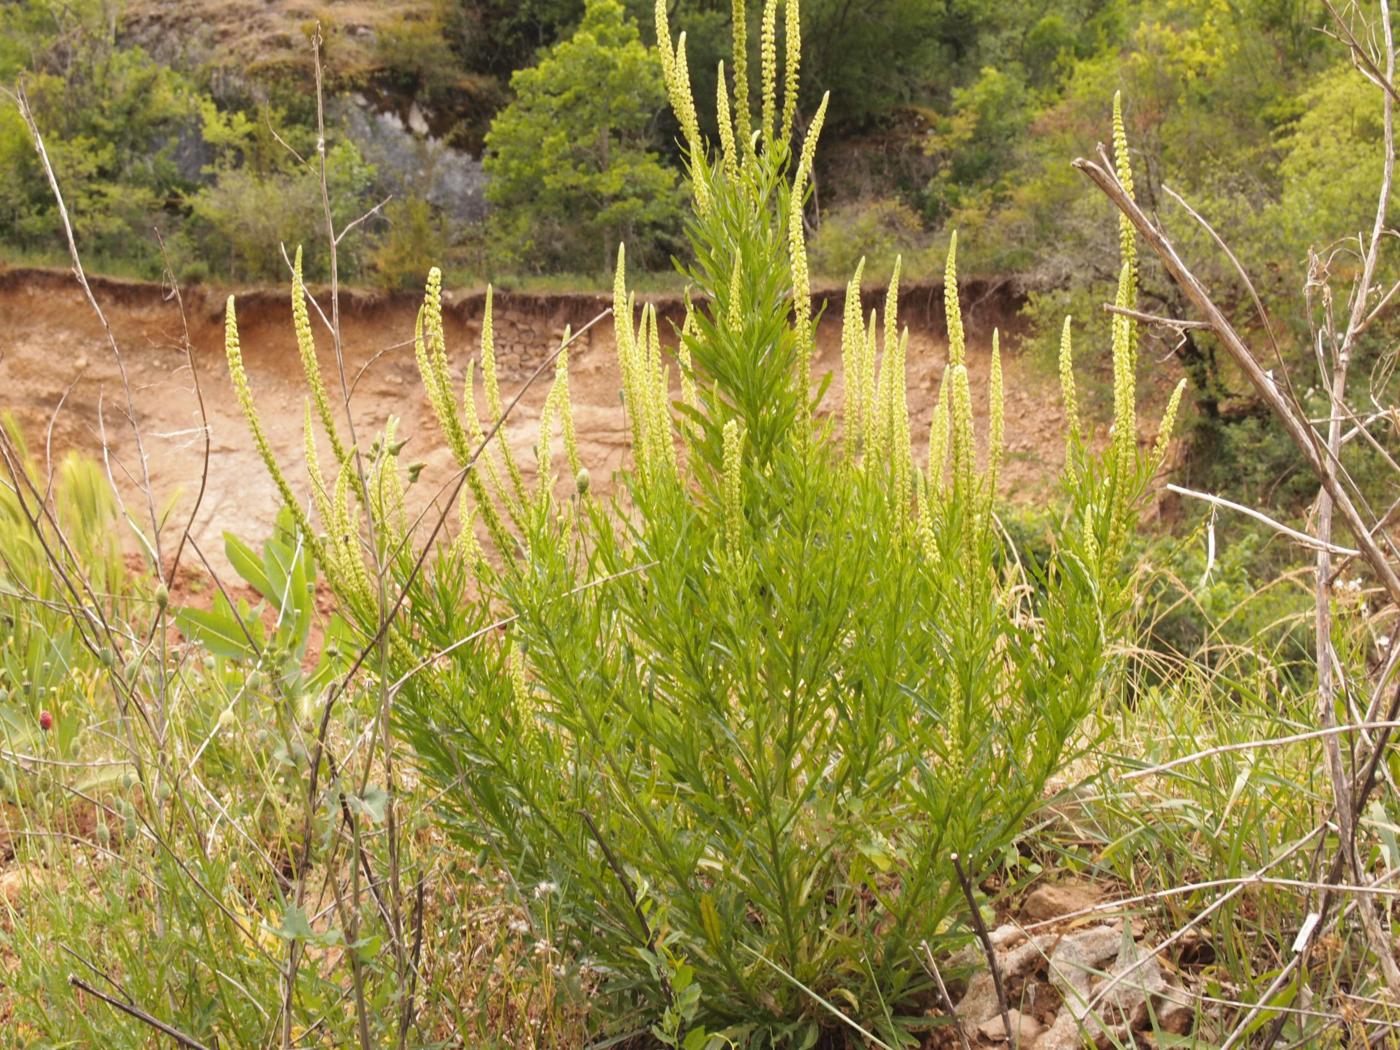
[[808, 196, 930, 283]]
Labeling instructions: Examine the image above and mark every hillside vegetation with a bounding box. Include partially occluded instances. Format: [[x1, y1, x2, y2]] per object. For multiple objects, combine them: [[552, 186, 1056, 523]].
[[2, 0, 1394, 518], [3, 1, 1400, 1047]]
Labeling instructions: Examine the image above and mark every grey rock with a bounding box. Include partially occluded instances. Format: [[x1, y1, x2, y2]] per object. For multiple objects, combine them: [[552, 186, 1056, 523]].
[[341, 97, 490, 225]]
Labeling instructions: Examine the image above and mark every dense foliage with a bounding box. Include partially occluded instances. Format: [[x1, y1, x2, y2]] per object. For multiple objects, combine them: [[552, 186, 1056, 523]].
[[8, 2, 1400, 1046], [225, 5, 1186, 1040], [483, 0, 682, 272]]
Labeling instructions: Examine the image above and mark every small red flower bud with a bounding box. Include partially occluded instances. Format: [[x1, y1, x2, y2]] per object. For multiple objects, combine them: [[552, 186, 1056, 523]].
[[39, 710, 53, 732]]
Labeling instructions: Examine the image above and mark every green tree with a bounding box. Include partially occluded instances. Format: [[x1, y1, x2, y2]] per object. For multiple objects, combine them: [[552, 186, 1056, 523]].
[[0, 0, 203, 275], [483, 0, 681, 272], [185, 99, 376, 281]]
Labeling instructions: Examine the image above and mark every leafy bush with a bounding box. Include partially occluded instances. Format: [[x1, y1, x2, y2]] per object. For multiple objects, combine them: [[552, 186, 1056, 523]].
[[228, 5, 1182, 1043], [370, 194, 454, 290], [186, 102, 376, 281], [1135, 520, 1314, 690], [483, 0, 683, 274], [808, 196, 929, 283], [0, 3, 203, 276]]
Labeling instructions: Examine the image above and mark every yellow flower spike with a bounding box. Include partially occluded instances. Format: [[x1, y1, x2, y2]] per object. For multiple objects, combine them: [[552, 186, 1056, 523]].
[[840, 258, 866, 460], [780, 0, 801, 147], [730, 0, 753, 159], [481, 287, 503, 416], [950, 364, 975, 499], [1113, 92, 1138, 369], [672, 36, 703, 159], [716, 60, 737, 177], [1058, 316, 1080, 450], [555, 333, 582, 479], [1112, 92, 1137, 274], [796, 90, 827, 179], [644, 304, 671, 476], [1082, 511, 1101, 572], [668, 36, 710, 213], [374, 416, 407, 547], [303, 399, 334, 532], [653, 362, 678, 477], [462, 359, 507, 507], [416, 300, 472, 467], [413, 305, 446, 425], [760, 0, 778, 149], [645, 306, 674, 477], [892, 329, 912, 514], [927, 371, 949, 497], [722, 419, 745, 552], [915, 475, 938, 560], [413, 299, 436, 393], [944, 232, 965, 368], [424, 269, 473, 462], [613, 244, 630, 346], [326, 462, 350, 593], [655, 0, 676, 87], [449, 487, 484, 571], [1152, 378, 1187, 474], [875, 255, 902, 455], [873, 335, 890, 460], [988, 328, 1004, 494], [461, 356, 517, 557], [883, 253, 902, 364], [618, 297, 643, 477], [332, 458, 374, 606], [425, 267, 450, 392], [727, 261, 744, 334], [861, 307, 878, 460], [225, 296, 320, 556], [618, 293, 649, 477], [292, 247, 348, 465], [536, 378, 556, 504], [1110, 262, 1135, 467], [679, 298, 699, 416]]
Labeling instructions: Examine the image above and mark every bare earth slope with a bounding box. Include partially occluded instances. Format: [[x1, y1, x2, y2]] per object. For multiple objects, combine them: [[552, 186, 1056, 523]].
[[0, 267, 1084, 574]]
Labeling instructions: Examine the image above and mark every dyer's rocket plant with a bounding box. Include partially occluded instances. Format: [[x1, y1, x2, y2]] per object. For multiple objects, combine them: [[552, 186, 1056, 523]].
[[226, 1, 1184, 1042]]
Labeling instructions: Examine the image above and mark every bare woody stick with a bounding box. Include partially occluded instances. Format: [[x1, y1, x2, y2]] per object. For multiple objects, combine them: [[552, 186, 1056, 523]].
[[1071, 154, 1400, 609]]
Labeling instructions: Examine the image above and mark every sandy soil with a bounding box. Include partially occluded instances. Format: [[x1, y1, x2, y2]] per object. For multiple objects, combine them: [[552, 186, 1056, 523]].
[[0, 267, 1107, 578]]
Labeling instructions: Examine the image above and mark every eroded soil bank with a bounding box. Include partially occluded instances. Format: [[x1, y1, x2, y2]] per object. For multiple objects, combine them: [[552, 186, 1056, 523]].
[[1, 266, 1088, 574]]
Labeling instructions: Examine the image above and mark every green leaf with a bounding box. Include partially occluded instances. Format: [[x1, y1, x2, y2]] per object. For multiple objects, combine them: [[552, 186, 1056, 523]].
[[175, 603, 254, 661], [224, 531, 272, 599], [348, 786, 389, 824], [271, 903, 316, 943]]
